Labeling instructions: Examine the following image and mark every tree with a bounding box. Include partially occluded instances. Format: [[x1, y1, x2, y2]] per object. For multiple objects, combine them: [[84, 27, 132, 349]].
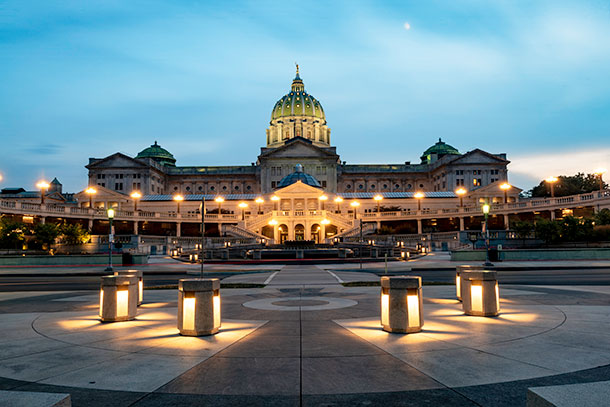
[[559, 216, 592, 242], [60, 223, 90, 245], [512, 220, 533, 246], [529, 173, 607, 198], [34, 223, 60, 248], [534, 218, 561, 245], [594, 209, 610, 226], [0, 218, 28, 249]]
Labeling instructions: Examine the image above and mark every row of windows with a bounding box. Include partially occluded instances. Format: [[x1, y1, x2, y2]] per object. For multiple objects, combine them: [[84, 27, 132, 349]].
[[97, 173, 143, 179], [270, 166, 283, 176], [344, 183, 423, 190], [455, 169, 501, 175], [172, 185, 254, 192]]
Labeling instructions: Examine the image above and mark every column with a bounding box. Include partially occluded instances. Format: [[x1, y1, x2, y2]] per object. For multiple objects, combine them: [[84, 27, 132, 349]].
[[176, 222, 181, 237], [320, 224, 326, 243], [550, 210, 556, 220], [417, 219, 422, 234], [273, 225, 279, 243], [133, 221, 139, 235], [88, 219, 94, 231], [503, 214, 509, 230], [459, 217, 465, 231]]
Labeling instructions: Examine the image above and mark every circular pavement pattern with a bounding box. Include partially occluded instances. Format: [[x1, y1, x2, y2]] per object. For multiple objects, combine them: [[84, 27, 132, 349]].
[[242, 296, 358, 311]]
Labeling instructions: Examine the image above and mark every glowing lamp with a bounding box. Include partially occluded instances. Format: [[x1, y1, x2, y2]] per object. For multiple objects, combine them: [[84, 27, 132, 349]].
[[99, 275, 138, 322], [461, 270, 500, 317], [455, 265, 484, 302], [114, 270, 144, 306], [321, 218, 330, 225], [380, 276, 423, 333], [178, 278, 221, 336]]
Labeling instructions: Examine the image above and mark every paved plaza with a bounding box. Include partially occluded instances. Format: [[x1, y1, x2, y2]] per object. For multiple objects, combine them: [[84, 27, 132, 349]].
[[2, 263, 610, 406]]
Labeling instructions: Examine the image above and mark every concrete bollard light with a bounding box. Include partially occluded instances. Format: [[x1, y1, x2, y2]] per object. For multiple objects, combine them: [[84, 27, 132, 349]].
[[99, 275, 138, 322], [380, 276, 423, 333], [178, 278, 221, 336], [114, 270, 143, 305], [455, 265, 484, 302], [461, 270, 500, 317]]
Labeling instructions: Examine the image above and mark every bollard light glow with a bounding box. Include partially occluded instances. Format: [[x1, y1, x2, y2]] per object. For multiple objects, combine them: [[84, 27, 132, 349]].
[[456, 275, 461, 298], [471, 284, 483, 313], [407, 294, 420, 328], [183, 296, 195, 331], [213, 293, 221, 328], [138, 280, 143, 304], [116, 289, 129, 317], [381, 293, 389, 326], [99, 289, 104, 317], [495, 282, 500, 311]]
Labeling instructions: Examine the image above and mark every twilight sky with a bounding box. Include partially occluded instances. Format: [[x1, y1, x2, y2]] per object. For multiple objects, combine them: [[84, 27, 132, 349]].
[[1, 0, 610, 192]]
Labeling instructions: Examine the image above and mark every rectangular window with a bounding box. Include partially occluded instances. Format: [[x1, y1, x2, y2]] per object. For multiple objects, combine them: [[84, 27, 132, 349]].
[[322, 181, 327, 188], [271, 181, 276, 188]]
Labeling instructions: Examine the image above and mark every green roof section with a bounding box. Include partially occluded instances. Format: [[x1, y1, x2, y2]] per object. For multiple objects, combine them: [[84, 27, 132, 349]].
[[135, 141, 176, 167], [420, 138, 460, 164]]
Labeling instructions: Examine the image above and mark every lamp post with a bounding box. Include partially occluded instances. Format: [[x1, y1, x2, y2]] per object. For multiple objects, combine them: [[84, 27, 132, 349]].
[[200, 195, 205, 277], [214, 196, 225, 215], [545, 176, 558, 197], [374, 194, 383, 213], [594, 168, 607, 191], [106, 208, 115, 272], [482, 203, 493, 267], [271, 195, 280, 211], [455, 187, 467, 208], [85, 187, 97, 209], [173, 194, 184, 214], [255, 197, 264, 214], [130, 191, 141, 211], [350, 200, 360, 219], [334, 196, 343, 213], [36, 180, 50, 204], [238, 202, 248, 220], [318, 194, 328, 211], [414, 192, 424, 211], [499, 182, 512, 203]]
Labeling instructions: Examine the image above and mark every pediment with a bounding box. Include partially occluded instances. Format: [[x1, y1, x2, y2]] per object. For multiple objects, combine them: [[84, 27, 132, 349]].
[[260, 139, 337, 160], [87, 153, 150, 169], [448, 149, 508, 165], [275, 181, 324, 197]]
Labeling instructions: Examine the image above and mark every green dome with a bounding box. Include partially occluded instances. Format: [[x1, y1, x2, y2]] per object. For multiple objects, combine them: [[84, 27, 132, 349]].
[[421, 138, 460, 164], [135, 141, 176, 166], [271, 67, 325, 121]]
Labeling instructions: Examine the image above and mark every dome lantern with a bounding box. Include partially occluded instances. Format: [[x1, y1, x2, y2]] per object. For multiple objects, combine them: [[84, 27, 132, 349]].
[[135, 141, 176, 167]]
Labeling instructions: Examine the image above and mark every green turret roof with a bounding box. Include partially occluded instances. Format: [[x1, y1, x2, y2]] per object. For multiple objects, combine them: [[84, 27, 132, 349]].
[[135, 141, 176, 167], [271, 65, 326, 122], [421, 139, 460, 164]]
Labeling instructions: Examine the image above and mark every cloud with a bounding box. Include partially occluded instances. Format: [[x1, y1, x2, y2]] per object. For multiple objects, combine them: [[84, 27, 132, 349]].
[[23, 143, 62, 155], [509, 147, 610, 190]]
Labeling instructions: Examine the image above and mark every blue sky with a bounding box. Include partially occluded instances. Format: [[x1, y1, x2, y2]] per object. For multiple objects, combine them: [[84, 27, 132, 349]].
[[1, 0, 610, 192]]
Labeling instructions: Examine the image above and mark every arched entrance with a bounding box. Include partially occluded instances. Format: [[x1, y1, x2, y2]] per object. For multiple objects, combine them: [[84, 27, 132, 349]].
[[311, 223, 321, 244], [278, 224, 288, 243], [295, 224, 305, 241]]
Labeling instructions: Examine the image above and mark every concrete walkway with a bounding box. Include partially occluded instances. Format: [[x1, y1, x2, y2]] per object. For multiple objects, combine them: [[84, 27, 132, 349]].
[[1, 277, 610, 405]]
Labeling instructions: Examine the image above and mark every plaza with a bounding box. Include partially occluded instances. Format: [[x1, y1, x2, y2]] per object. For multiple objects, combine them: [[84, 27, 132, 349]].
[[2, 255, 610, 406]]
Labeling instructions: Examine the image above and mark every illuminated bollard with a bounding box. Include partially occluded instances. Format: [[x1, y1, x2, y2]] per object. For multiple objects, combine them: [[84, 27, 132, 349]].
[[461, 270, 500, 317], [380, 276, 423, 333], [178, 278, 221, 336], [114, 270, 143, 305], [455, 265, 484, 302], [99, 275, 138, 322]]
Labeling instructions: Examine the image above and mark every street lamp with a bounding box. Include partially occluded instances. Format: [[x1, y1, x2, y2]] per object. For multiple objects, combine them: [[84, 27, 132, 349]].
[[350, 200, 360, 219], [594, 168, 607, 191], [85, 187, 97, 208], [545, 176, 558, 197], [499, 183, 512, 203], [130, 191, 141, 211], [36, 180, 50, 204], [318, 194, 328, 211], [255, 197, 264, 214], [455, 188, 467, 208], [173, 194, 184, 214], [238, 202, 248, 220], [414, 192, 424, 211], [214, 196, 224, 214], [334, 196, 343, 213], [374, 194, 383, 213], [271, 195, 280, 211], [482, 203, 493, 267], [106, 208, 115, 272]]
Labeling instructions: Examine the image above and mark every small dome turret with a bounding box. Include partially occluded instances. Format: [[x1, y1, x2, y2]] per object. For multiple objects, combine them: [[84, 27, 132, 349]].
[[277, 164, 322, 189], [421, 138, 460, 164], [136, 141, 176, 167]]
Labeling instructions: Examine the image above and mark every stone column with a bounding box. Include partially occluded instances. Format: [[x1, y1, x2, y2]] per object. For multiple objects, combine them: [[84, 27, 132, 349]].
[[133, 221, 139, 235], [459, 217, 465, 231], [503, 214, 510, 230], [550, 210, 556, 220], [417, 219, 422, 234], [176, 222, 181, 237]]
